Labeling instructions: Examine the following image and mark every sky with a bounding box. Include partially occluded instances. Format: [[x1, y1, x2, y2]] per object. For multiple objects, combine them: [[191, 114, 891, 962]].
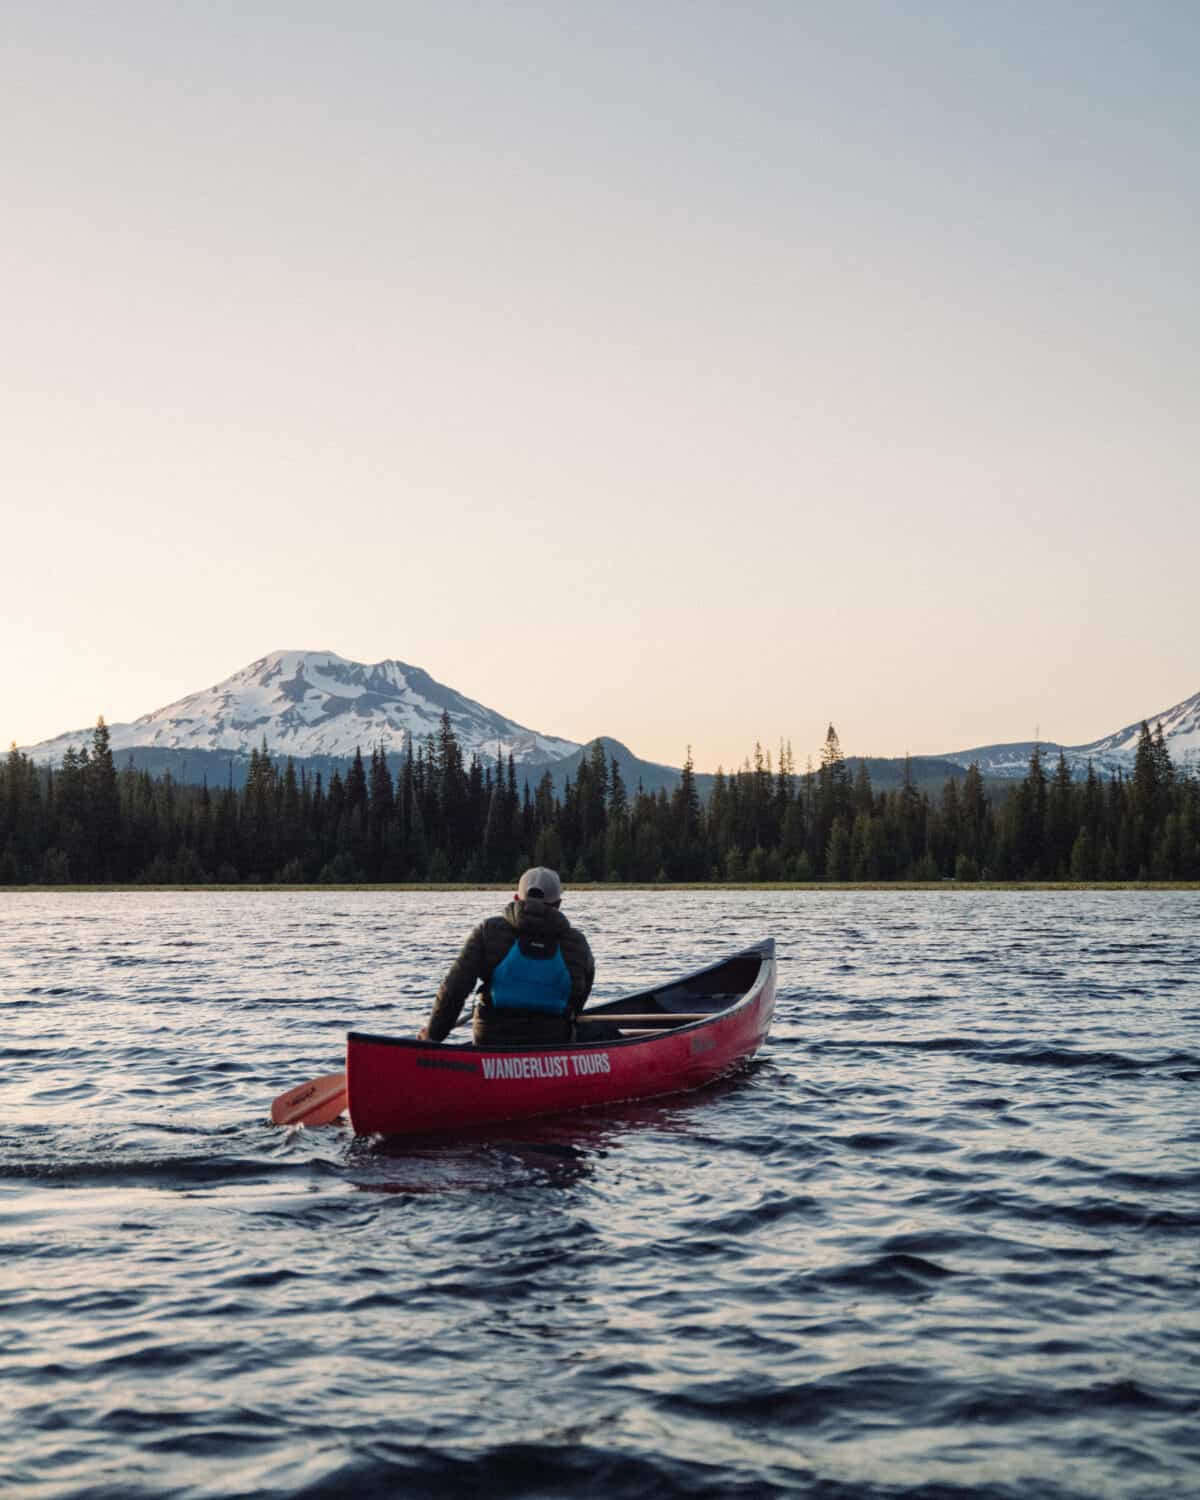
[[3, 1, 1197, 771]]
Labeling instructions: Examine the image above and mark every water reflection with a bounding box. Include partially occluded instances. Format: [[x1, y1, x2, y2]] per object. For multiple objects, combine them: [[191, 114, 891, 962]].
[[345, 1075, 757, 1195]]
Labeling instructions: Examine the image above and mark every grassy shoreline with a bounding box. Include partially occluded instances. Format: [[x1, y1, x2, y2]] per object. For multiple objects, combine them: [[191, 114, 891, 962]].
[[3, 881, 1199, 894]]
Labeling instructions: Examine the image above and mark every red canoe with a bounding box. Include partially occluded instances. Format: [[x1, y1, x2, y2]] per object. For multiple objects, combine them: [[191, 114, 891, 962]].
[[345, 939, 776, 1137]]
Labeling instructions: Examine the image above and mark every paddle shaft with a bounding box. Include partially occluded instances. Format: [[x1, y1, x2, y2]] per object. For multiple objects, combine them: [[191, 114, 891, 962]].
[[453, 1008, 712, 1029], [577, 1012, 712, 1024]]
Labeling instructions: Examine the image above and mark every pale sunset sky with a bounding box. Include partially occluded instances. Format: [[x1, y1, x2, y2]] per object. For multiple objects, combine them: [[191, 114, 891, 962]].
[[3, 2, 1197, 770]]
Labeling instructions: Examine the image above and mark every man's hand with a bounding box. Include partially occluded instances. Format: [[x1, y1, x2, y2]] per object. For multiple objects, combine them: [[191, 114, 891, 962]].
[[417, 1025, 430, 1041]]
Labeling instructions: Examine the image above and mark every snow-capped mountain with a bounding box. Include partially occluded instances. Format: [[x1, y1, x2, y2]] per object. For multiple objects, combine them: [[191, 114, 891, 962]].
[[22, 653, 1198, 785], [939, 688, 1200, 779], [22, 651, 581, 767]]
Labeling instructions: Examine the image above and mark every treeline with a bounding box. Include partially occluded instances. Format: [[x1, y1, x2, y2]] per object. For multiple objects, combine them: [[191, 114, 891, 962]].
[[2, 715, 1198, 885]]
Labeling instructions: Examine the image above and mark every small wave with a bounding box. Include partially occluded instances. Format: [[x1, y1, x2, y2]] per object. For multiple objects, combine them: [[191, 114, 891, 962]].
[[0, 1152, 302, 1188], [658, 1362, 930, 1427], [997, 1044, 1200, 1074], [945, 1375, 1198, 1424], [1099, 1166, 1200, 1194], [944, 1188, 1200, 1234], [808, 1036, 1199, 1075], [840, 1130, 956, 1154], [818, 1251, 959, 1293], [284, 1444, 808, 1500]]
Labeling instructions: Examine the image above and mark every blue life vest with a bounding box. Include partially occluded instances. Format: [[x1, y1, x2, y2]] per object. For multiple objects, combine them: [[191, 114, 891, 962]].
[[489, 932, 572, 1014]]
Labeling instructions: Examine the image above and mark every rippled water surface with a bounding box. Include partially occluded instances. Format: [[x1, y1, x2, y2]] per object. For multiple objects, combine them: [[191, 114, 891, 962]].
[[2, 889, 1198, 1498]]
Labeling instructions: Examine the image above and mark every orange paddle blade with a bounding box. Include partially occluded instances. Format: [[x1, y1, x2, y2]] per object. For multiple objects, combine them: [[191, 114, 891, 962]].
[[270, 1071, 348, 1127]]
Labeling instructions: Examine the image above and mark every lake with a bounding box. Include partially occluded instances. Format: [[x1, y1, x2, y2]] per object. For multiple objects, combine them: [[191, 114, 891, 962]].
[[1, 889, 1198, 1498]]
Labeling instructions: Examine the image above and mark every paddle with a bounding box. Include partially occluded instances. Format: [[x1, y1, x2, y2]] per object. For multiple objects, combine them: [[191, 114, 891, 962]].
[[270, 1071, 348, 1127]]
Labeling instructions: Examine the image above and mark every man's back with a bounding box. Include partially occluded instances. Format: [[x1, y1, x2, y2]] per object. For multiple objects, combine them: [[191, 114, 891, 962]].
[[422, 872, 595, 1046]]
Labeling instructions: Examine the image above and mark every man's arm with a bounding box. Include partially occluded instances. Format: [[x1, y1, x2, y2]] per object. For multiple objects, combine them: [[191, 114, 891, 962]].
[[420, 924, 487, 1041], [564, 928, 595, 1015]]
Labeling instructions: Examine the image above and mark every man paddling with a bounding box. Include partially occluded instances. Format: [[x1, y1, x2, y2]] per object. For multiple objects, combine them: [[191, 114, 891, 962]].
[[419, 867, 595, 1047]]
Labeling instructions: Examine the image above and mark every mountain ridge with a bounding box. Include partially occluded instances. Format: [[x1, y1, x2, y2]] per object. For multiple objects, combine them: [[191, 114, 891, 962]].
[[21, 649, 579, 768], [938, 688, 1200, 779], [18, 649, 1199, 785]]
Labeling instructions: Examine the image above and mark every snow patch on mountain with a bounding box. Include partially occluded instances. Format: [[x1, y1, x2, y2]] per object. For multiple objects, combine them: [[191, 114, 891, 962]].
[[939, 689, 1200, 779], [22, 651, 581, 767]]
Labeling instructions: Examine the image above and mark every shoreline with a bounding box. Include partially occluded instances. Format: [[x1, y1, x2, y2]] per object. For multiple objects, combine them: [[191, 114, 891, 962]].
[[3, 881, 1199, 894]]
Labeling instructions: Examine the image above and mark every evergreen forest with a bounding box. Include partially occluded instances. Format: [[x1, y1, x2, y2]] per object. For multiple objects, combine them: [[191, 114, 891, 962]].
[[2, 715, 1198, 886]]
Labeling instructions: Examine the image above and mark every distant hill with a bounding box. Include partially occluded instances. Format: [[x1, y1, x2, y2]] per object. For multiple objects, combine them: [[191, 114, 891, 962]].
[[90, 737, 693, 799], [532, 737, 690, 799], [88, 742, 1006, 804], [845, 755, 975, 787], [936, 688, 1200, 779]]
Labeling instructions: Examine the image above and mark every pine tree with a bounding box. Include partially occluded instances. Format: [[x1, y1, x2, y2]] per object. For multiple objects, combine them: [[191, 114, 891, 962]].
[[1151, 722, 1174, 801], [608, 756, 627, 819], [280, 758, 303, 872], [814, 725, 852, 873], [368, 747, 395, 878], [775, 740, 795, 823], [852, 759, 874, 818], [897, 756, 924, 872], [670, 746, 704, 879], [1, 745, 42, 882], [825, 816, 852, 880], [1004, 745, 1047, 878], [959, 762, 991, 872], [1130, 722, 1161, 875], [533, 770, 556, 833], [938, 777, 961, 875], [1044, 752, 1074, 878], [85, 717, 121, 880], [241, 739, 278, 878], [481, 777, 507, 879], [346, 746, 368, 821], [325, 768, 346, 856], [56, 744, 90, 879]]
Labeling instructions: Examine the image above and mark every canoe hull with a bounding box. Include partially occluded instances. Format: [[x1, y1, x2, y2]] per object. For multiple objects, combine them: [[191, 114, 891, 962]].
[[346, 940, 776, 1137]]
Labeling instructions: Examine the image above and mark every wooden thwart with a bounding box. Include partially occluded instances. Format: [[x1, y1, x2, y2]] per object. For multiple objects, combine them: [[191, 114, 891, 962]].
[[577, 1012, 712, 1024]]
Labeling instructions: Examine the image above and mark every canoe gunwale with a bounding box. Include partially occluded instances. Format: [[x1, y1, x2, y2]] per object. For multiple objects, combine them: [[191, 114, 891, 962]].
[[348, 938, 775, 1055]]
